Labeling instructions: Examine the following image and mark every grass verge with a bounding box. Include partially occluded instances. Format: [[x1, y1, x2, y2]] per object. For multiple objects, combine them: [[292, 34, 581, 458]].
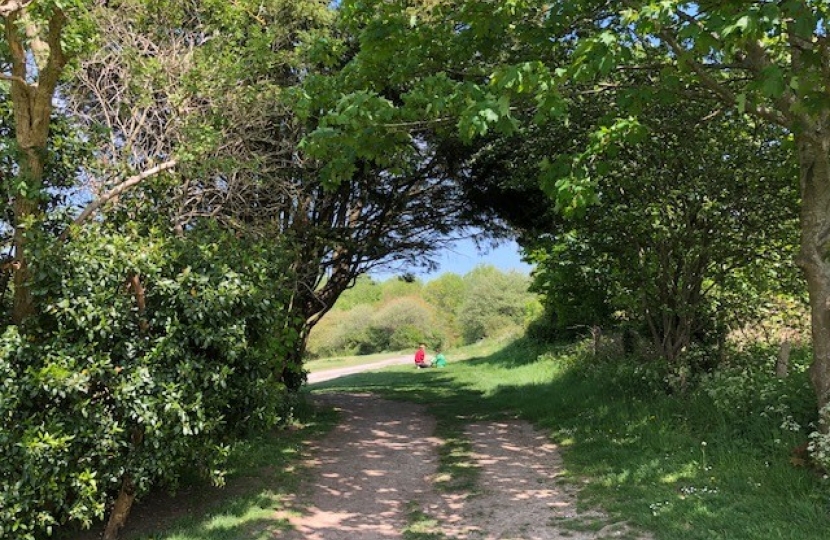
[[402, 501, 447, 539], [63, 397, 339, 540], [311, 337, 830, 540]]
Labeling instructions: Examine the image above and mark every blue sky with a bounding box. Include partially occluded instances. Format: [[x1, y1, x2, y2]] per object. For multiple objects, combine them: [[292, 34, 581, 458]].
[[372, 238, 533, 281], [430, 238, 532, 277]]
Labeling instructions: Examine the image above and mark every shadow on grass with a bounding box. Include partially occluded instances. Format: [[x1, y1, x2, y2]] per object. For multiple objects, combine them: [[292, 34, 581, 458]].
[[128, 493, 295, 540], [58, 340, 830, 540], [58, 399, 338, 540], [310, 340, 830, 540]]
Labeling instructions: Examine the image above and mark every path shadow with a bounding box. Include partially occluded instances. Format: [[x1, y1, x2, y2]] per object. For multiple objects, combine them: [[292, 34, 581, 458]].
[[279, 393, 444, 540], [311, 341, 830, 540], [57, 404, 335, 540]]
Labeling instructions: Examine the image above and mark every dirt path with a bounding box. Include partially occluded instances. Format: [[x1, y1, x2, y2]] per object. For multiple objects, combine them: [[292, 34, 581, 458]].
[[279, 393, 443, 539], [280, 393, 646, 540], [307, 355, 414, 384], [66, 359, 645, 539]]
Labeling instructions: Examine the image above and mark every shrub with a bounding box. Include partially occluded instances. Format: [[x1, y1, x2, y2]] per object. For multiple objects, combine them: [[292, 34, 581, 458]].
[[0, 224, 297, 538], [368, 296, 443, 351], [306, 305, 375, 357], [333, 276, 382, 311], [423, 273, 465, 344], [308, 295, 446, 356], [457, 266, 534, 343]]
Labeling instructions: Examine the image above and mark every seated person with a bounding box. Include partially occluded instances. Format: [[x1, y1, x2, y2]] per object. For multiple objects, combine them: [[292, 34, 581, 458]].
[[414, 343, 430, 368], [433, 348, 447, 368]]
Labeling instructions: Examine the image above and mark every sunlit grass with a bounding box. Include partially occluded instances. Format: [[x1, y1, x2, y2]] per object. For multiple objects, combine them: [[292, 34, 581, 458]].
[[304, 332, 523, 375], [402, 501, 447, 539], [97, 335, 830, 540], [146, 492, 293, 540], [312, 337, 830, 540]]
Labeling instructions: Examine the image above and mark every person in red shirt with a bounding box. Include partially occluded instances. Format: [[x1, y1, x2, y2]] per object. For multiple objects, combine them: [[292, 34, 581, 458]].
[[414, 343, 429, 368]]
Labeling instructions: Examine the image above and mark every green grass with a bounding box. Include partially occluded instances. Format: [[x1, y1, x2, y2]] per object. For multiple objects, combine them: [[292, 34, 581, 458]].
[[311, 337, 830, 540], [78, 336, 830, 540], [118, 398, 338, 540], [402, 501, 447, 539], [304, 333, 521, 374]]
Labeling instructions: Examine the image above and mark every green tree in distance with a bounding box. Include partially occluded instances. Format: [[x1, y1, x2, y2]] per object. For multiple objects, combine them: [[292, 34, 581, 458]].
[[424, 272, 465, 343], [307, 267, 535, 357], [458, 265, 533, 343], [335, 275, 383, 311]]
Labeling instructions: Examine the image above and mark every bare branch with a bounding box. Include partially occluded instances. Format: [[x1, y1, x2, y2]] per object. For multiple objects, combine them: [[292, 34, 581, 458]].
[[0, 0, 34, 17], [0, 72, 27, 85], [66, 160, 178, 235]]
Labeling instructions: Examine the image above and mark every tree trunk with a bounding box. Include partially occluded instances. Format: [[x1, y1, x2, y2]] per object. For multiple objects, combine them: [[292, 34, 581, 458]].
[[10, 196, 38, 324], [9, 104, 48, 325], [102, 474, 136, 540], [127, 273, 148, 333], [795, 133, 830, 428], [4, 9, 67, 325], [281, 329, 310, 392], [590, 325, 602, 356], [279, 255, 360, 391]]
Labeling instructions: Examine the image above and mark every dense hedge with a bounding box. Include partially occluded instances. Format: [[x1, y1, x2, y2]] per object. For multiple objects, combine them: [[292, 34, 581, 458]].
[[0, 224, 297, 539]]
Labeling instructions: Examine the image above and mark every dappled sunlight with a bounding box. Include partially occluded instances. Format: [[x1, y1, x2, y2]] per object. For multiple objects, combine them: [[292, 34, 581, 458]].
[[442, 421, 582, 539], [274, 391, 651, 540], [659, 463, 699, 484], [280, 393, 443, 539], [297, 338, 828, 540]]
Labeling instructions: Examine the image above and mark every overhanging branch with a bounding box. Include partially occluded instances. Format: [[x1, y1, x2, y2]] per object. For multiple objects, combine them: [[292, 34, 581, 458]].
[[0, 72, 28, 85], [63, 160, 178, 237], [658, 30, 791, 129]]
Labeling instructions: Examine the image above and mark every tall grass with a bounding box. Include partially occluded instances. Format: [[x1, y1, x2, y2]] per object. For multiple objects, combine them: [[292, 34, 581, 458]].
[[313, 337, 830, 540]]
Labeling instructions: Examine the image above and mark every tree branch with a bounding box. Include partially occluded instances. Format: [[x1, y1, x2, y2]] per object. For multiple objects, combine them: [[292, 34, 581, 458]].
[[0, 0, 34, 17], [0, 71, 28, 85], [658, 30, 791, 129], [38, 9, 68, 92], [5, 10, 27, 83], [65, 160, 178, 235]]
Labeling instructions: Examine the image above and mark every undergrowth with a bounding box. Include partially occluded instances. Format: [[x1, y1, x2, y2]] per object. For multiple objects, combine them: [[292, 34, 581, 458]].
[[59, 396, 338, 540]]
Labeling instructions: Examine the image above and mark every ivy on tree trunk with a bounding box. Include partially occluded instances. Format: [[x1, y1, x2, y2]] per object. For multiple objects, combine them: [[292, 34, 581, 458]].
[[4, 7, 68, 324]]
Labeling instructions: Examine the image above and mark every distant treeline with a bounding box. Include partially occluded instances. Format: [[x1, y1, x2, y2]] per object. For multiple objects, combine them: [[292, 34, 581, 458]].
[[306, 265, 540, 357]]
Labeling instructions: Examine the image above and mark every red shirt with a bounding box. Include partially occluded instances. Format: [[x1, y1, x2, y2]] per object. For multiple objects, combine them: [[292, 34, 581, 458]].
[[414, 349, 426, 365]]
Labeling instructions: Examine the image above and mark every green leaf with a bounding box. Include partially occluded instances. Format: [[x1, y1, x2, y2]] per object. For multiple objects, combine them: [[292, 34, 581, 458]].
[[760, 65, 786, 98], [736, 93, 747, 113]]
